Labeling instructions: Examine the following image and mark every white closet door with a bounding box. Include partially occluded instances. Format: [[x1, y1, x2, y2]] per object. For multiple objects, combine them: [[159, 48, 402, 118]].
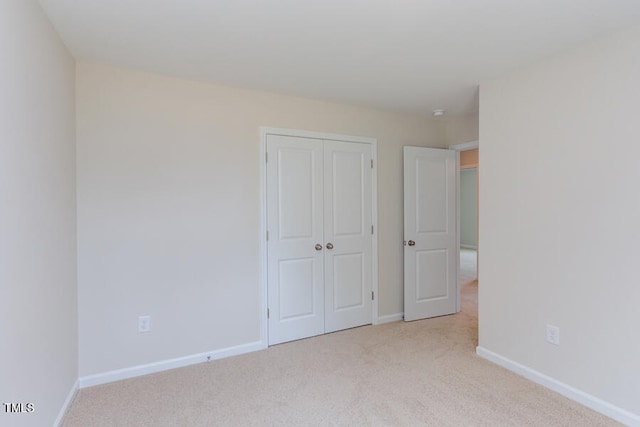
[[267, 135, 324, 345], [403, 146, 458, 321], [324, 141, 373, 333]]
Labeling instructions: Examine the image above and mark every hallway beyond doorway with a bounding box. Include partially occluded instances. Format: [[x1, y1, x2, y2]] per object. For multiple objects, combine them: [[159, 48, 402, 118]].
[[460, 248, 477, 287]]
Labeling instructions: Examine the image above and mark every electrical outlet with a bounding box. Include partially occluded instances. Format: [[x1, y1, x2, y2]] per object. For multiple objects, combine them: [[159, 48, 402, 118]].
[[138, 315, 151, 333], [546, 324, 560, 345]]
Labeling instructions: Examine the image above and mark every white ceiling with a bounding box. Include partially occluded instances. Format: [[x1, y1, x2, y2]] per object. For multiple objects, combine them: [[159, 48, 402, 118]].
[[39, 0, 640, 116]]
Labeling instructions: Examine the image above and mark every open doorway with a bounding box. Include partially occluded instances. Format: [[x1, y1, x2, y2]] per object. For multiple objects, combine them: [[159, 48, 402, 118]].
[[460, 167, 477, 285], [459, 146, 478, 279], [452, 142, 479, 322]]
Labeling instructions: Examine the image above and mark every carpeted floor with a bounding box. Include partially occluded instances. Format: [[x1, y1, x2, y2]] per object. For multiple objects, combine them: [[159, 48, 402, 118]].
[[459, 247, 477, 287], [63, 250, 618, 426]]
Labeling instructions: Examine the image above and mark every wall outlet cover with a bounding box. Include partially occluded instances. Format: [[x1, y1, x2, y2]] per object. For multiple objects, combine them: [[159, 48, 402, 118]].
[[138, 315, 151, 333], [546, 324, 560, 345]]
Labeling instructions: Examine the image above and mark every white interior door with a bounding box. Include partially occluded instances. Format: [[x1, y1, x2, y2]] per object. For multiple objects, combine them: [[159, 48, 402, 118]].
[[266, 134, 374, 345], [403, 146, 458, 321], [267, 135, 324, 345], [324, 141, 373, 333]]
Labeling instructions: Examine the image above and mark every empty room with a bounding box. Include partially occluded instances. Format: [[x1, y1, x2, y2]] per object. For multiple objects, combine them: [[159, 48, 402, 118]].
[[2, 1, 639, 426]]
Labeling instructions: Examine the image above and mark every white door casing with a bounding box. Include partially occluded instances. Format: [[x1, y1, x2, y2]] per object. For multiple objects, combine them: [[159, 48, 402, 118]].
[[403, 146, 458, 321], [265, 130, 375, 345]]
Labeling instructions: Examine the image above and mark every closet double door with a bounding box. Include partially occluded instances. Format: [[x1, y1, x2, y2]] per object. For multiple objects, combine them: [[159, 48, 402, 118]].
[[266, 134, 373, 345]]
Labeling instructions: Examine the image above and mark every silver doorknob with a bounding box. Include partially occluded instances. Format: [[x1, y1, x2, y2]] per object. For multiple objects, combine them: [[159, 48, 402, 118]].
[[326, 243, 334, 250], [315, 244, 323, 251], [408, 240, 416, 246]]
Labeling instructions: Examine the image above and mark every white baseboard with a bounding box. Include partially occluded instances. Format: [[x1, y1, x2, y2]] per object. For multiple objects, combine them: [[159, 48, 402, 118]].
[[54, 379, 79, 427], [460, 244, 477, 249], [476, 346, 640, 426], [377, 312, 404, 324], [79, 340, 266, 389]]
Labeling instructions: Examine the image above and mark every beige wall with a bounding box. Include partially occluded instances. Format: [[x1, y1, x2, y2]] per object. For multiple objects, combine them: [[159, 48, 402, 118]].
[[479, 26, 640, 419], [0, 1, 77, 426], [76, 62, 445, 377], [445, 112, 479, 147]]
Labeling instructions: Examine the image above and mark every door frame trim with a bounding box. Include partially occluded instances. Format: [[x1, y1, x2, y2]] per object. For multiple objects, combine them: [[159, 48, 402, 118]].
[[450, 140, 478, 151], [259, 127, 379, 347]]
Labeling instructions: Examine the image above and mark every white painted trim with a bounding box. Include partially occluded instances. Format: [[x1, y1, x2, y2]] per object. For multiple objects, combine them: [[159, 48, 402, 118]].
[[476, 346, 640, 426], [262, 127, 376, 145], [79, 340, 265, 389], [371, 142, 379, 325], [450, 140, 479, 151], [259, 127, 379, 336], [377, 312, 404, 324], [259, 128, 269, 347], [54, 379, 79, 427], [455, 150, 461, 313], [460, 244, 478, 250]]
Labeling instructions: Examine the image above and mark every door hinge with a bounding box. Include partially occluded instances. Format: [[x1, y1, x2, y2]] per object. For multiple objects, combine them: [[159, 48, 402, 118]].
[[265, 152, 268, 163], [371, 291, 374, 301], [266, 230, 269, 241], [371, 159, 374, 169], [371, 225, 374, 235], [267, 308, 270, 319]]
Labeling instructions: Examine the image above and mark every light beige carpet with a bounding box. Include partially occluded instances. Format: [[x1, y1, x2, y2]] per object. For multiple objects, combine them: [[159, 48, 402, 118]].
[[64, 256, 618, 426], [459, 247, 477, 287]]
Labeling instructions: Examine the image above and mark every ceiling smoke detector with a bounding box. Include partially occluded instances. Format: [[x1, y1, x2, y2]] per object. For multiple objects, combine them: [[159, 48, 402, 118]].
[[432, 109, 445, 117]]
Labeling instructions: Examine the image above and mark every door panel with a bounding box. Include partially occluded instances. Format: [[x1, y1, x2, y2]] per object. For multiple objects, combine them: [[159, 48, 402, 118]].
[[267, 135, 324, 345], [404, 146, 458, 321], [332, 252, 364, 310], [332, 151, 364, 236], [277, 149, 315, 240], [416, 157, 448, 233], [324, 141, 372, 333], [415, 249, 448, 301], [278, 258, 317, 319]]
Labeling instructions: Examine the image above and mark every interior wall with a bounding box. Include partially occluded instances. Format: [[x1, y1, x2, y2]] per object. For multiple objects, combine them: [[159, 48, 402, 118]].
[[460, 169, 477, 248], [479, 25, 640, 417], [445, 112, 479, 146], [0, 1, 77, 426], [76, 62, 446, 377]]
